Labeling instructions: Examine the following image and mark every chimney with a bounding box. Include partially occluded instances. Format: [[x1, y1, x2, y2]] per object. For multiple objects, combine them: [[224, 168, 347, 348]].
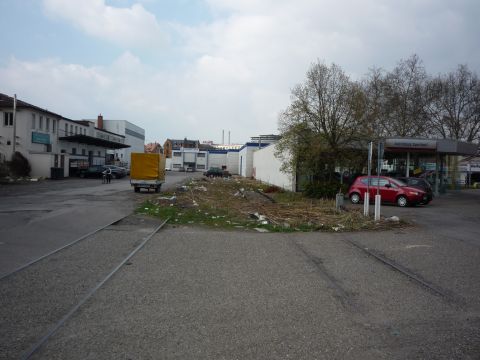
[[228, 131, 231, 145], [97, 114, 103, 129]]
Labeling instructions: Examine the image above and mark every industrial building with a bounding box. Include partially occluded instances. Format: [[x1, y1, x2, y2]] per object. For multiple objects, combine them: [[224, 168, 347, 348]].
[[0, 93, 130, 178]]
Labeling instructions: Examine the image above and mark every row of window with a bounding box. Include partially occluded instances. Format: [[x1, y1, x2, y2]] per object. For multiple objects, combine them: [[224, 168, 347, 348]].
[[31, 113, 57, 133], [71, 148, 102, 157], [172, 164, 206, 169], [64, 123, 87, 136], [172, 151, 207, 157], [3, 112, 87, 138]]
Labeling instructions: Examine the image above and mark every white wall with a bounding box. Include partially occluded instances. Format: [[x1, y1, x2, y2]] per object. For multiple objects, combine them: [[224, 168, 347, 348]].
[[208, 152, 227, 169], [226, 151, 239, 174], [253, 144, 295, 191], [239, 146, 256, 178]]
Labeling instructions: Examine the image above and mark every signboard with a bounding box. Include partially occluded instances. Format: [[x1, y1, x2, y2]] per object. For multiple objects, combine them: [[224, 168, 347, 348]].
[[32, 132, 51, 145], [385, 138, 437, 150]]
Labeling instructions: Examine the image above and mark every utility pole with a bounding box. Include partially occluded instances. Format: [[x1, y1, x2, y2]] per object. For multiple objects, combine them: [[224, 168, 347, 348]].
[[12, 94, 17, 155]]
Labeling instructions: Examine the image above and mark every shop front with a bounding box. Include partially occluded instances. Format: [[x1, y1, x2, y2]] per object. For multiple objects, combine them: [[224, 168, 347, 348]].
[[383, 138, 478, 195]]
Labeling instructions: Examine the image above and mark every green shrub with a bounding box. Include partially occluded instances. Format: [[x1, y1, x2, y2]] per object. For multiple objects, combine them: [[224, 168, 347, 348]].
[[0, 161, 8, 178], [304, 181, 347, 199], [9, 151, 31, 177]]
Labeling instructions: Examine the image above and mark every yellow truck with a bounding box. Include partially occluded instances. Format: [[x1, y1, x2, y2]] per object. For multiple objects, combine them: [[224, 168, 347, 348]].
[[130, 153, 166, 193]]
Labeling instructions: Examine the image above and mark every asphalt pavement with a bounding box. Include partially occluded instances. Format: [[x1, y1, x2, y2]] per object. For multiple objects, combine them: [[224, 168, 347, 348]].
[[0, 177, 479, 359], [0, 171, 198, 277]]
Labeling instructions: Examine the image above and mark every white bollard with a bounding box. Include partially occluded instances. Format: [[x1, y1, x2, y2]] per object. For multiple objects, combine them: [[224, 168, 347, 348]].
[[363, 192, 370, 216], [374, 194, 381, 221]]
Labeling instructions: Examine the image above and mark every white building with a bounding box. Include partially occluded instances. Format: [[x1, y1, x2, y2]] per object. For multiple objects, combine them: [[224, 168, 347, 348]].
[[0, 93, 129, 178], [87, 117, 145, 168], [253, 143, 295, 191], [238, 143, 270, 177]]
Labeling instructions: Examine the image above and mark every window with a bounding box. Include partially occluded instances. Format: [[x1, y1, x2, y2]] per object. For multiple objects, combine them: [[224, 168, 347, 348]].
[[197, 153, 206, 158], [70, 125, 73, 135], [173, 164, 182, 168], [173, 151, 182, 157], [52, 119, 56, 133], [75, 126, 78, 134], [31, 114, 36, 129], [82, 149, 86, 156], [4, 112, 13, 126], [98, 151, 101, 156], [72, 148, 76, 155], [197, 164, 205, 169], [378, 179, 389, 187], [46, 118, 50, 131], [65, 123, 68, 135], [39, 116, 43, 129]]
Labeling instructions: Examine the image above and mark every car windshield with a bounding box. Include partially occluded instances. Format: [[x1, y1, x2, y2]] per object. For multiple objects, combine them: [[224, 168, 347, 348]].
[[393, 179, 407, 186]]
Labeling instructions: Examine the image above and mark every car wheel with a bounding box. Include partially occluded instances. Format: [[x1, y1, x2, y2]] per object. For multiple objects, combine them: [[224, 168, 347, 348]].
[[397, 195, 408, 207], [350, 193, 361, 204]]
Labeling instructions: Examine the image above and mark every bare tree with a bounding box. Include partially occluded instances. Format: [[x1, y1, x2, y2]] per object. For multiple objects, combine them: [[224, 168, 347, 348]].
[[381, 54, 430, 137], [426, 64, 480, 142], [276, 61, 365, 179]]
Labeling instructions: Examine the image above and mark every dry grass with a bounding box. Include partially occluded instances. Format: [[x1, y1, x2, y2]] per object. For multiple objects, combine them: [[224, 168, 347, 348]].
[[137, 176, 406, 232]]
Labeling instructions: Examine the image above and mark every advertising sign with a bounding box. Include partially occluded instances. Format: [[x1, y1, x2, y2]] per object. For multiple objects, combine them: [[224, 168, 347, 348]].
[[32, 132, 50, 145], [385, 138, 437, 150]]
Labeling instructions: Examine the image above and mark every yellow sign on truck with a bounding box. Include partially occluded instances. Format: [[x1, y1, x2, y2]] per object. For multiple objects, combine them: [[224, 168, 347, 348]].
[[130, 153, 166, 193]]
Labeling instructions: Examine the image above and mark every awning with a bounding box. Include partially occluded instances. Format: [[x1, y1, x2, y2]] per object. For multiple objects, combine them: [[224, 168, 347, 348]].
[[59, 135, 130, 149]]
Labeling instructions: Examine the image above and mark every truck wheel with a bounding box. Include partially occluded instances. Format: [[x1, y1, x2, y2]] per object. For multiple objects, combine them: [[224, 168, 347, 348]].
[[134, 187, 140, 193]]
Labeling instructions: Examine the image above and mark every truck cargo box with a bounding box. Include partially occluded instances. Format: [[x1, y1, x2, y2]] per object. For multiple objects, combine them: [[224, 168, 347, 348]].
[[130, 153, 165, 192]]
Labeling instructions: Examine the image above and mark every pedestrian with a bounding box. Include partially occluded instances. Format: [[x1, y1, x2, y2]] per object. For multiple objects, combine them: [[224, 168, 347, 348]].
[[105, 167, 112, 183]]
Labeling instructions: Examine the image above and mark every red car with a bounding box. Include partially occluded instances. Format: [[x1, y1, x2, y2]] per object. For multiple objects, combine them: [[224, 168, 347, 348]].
[[348, 176, 428, 207]]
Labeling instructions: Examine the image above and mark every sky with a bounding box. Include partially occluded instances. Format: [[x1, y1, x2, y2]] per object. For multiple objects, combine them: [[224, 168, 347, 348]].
[[0, 0, 479, 144]]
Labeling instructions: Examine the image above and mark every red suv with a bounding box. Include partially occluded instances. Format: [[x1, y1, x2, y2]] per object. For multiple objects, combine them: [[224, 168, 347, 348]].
[[348, 176, 429, 207]]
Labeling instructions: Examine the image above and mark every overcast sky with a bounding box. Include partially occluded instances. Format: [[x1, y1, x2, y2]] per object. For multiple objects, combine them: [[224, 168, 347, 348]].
[[1, 0, 479, 144]]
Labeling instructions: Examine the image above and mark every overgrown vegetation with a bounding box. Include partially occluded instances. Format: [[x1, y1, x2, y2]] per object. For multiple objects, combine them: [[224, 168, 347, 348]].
[[276, 55, 480, 197], [8, 152, 31, 177], [136, 177, 405, 232]]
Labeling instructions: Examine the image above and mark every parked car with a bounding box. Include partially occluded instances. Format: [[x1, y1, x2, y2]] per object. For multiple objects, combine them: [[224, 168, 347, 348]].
[[395, 177, 433, 204], [203, 167, 231, 178], [348, 175, 429, 207], [79, 165, 106, 178], [79, 165, 127, 179], [103, 165, 127, 178]]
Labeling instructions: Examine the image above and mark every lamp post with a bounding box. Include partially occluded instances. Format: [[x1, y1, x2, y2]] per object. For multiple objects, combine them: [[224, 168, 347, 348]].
[[12, 94, 17, 155]]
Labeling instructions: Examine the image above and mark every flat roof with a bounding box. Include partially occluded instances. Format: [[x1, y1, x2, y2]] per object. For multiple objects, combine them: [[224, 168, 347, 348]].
[[59, 134, 130, 149]]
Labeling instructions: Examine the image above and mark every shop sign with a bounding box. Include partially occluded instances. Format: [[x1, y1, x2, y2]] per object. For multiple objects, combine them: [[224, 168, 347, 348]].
[[385, 139, 437, 150], [32, 132, 50, 145]]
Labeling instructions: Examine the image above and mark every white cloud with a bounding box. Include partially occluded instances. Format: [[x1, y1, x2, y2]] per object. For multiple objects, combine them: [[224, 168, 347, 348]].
[[42, 0, 166, 48], [2, 0, 479, 145]]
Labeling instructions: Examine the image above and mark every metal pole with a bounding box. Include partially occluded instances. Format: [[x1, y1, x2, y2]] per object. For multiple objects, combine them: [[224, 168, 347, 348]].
[[12, 94, 17, 155], [406, 152, 410, 177]]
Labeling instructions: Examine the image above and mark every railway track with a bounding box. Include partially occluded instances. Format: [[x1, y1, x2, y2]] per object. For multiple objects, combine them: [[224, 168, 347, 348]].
[[289, 234, 461, 314], [0, 214, 169, 360]]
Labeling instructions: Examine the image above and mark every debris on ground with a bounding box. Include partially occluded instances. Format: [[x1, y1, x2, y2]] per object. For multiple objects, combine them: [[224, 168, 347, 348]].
[[254, 228, 270, 233], [138, 176, 406, 232], [385, 216, 400, 222]]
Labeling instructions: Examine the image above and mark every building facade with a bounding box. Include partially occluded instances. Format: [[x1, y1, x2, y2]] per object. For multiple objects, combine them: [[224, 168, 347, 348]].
[[0, 93, 129, 178], [87, 117, 145, 168]]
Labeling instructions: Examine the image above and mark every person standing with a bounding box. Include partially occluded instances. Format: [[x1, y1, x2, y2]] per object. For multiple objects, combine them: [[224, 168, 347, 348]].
[[105, 167, 112, 183]]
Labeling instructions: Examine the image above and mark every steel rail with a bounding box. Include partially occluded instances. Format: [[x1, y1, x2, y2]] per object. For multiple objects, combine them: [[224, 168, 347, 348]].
[[342, 237, 452, 300], [0, 214, 130, 282], [21, 217, 169, 360]]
